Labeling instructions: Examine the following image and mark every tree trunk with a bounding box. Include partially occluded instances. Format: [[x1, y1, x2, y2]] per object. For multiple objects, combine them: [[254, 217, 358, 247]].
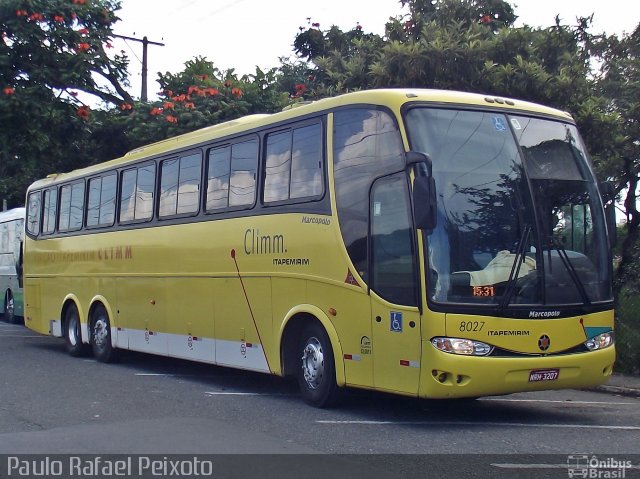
[[614, 157, 639, 301]]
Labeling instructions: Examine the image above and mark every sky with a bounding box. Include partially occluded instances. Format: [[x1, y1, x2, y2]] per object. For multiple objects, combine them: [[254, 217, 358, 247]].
[[111, 0, 640, 102]]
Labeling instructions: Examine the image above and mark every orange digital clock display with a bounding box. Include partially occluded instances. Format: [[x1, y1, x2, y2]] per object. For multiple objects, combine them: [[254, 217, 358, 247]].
[[472, 286, 495, 297]]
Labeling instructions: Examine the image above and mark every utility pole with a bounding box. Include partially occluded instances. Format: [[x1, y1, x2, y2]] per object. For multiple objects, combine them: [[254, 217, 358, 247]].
[[112, 34, 165, 101]]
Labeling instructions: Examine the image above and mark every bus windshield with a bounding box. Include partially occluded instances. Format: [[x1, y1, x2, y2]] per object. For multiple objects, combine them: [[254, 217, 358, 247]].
[[405, 108, 612, 308]]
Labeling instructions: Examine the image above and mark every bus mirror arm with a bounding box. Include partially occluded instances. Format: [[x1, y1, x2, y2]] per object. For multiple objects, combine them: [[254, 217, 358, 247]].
[[406, 151, 432, 176], [406, 151, 437, 232]]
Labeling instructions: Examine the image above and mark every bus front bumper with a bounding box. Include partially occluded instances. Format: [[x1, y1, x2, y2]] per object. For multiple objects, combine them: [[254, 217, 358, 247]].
[[419, 343, 616, 399]]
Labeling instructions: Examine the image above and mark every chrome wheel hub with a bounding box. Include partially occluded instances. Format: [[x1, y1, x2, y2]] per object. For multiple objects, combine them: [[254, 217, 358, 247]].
[[68, 316, 79, 346], [301, 337, 324, 389], [93, 318, 108, 350]]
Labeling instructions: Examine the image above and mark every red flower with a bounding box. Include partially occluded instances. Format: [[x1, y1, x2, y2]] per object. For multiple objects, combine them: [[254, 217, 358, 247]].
[[3, 87, 15, 95], [53, 15, 65, 23], [72, 0, 86, 5], [187, 85, 199, 95], [76, 42, 90, 52], [164, 89, 173, 97], [172, 94, 186, 102], [480, 15, 492, 24], [224, 80, 231, 88], [231, 87, 242, 98], [162, 101, 175, 110], [76, 105, 90, 119], [195, 74, 209, 81], [149, 107, 163, 116], [29, 13, 44, 21], [184, 102, 195, 109], [355, 23, 362, 31], [120, 103, 133, 111], [16, 10, 28, 17], [165, 115, 178, 123], [293, 84, 307, 98], [205, 87, 219, 96], [77, 27, 89, 35]]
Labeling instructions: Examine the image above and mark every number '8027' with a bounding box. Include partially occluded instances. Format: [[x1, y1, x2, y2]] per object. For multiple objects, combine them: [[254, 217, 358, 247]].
[[459, 321, 485, 332]]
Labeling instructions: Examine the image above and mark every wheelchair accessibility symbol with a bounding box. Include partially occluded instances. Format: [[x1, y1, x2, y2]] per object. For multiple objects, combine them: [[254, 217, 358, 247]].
[[390, 312, 403, 332]]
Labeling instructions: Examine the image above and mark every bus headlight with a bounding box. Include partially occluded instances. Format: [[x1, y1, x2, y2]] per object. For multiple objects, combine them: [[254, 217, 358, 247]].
[[584, 331, 614, 351], [431, 337, 493, 356]]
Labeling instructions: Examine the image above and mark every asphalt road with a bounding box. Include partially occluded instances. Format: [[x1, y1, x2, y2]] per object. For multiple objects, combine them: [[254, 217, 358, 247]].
[[0, 321, 638, 478]]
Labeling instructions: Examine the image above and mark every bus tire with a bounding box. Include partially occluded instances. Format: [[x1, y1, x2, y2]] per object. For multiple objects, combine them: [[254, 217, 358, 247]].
[[297, 322, 340, 408], [64, 304, 89, 357], [90, 304, 118, 363], [4, 291, 16, 324]]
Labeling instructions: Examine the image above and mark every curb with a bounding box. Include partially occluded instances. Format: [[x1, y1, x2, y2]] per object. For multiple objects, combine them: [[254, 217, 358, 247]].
[[592, 384, 640, 398]]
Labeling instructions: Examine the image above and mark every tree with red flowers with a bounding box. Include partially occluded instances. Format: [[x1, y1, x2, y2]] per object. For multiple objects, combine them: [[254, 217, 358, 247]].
[[1, 0, 131, 105], [123, 57, 287, 147], [0, 0, 132, 207]]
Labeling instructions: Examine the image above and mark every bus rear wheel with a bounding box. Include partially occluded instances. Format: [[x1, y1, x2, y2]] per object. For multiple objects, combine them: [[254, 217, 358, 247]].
[[90, 304, 118, 363], [4, 291, 16, 324], [297, 322, 340, 408], [64, 304, 89, 357]]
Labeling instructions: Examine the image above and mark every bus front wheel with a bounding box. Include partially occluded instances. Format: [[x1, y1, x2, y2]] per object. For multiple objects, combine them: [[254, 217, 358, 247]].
[[4, 291, 15, 324], [64, 304, 89, 357], [90, 304, 118, 363], [297, 322, 340, 408]]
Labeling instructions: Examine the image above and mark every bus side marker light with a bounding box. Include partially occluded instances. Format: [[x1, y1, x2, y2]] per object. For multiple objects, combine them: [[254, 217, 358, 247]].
[[399, 360, 419, 368]]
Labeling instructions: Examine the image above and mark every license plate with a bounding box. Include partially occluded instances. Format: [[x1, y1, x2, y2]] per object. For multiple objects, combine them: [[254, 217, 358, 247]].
[[528, 369, 560, 382]]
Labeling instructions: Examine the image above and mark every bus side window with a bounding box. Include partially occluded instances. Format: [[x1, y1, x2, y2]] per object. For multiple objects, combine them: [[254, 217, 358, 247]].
[[333, 108, 405, 282], [59, 182, 85, 232], [371, 173, 418, 306], [229, 139, 258, 207], [159, 152, 201, 218], [42, 188, 58, 235], [87, 173, 116, 228], [206, 145, 231, 211], [119, 163, 156, 223], [206, 138, 258, 211], [26, 192, 41, 236], [264, 123, 323, 204]]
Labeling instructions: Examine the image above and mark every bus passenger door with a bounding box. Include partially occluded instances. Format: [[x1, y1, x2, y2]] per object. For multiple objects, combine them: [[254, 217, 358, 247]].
[[369, 174, 422, 395]]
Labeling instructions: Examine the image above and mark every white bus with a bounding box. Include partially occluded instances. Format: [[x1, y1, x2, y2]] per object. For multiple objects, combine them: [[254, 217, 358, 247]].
[[0, 207, 25, 323]]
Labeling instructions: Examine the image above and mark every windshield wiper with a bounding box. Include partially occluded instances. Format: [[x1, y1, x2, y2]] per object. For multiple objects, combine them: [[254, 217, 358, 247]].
[[499, 224, 532, 311], [549, 237, 591, 306]]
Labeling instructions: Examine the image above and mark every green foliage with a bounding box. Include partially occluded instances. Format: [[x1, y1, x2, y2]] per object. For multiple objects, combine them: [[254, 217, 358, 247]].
[[121, 57, 288, 148], [387, 0, 516, 40], [289, 0, 639, 371], [615, 289, 640, 374], [0, 0, 132, 207], [0, 0, 131, 104]]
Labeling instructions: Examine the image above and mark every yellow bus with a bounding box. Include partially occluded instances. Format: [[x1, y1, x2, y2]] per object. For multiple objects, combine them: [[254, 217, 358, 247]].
[[23, 89, 615, 407]]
